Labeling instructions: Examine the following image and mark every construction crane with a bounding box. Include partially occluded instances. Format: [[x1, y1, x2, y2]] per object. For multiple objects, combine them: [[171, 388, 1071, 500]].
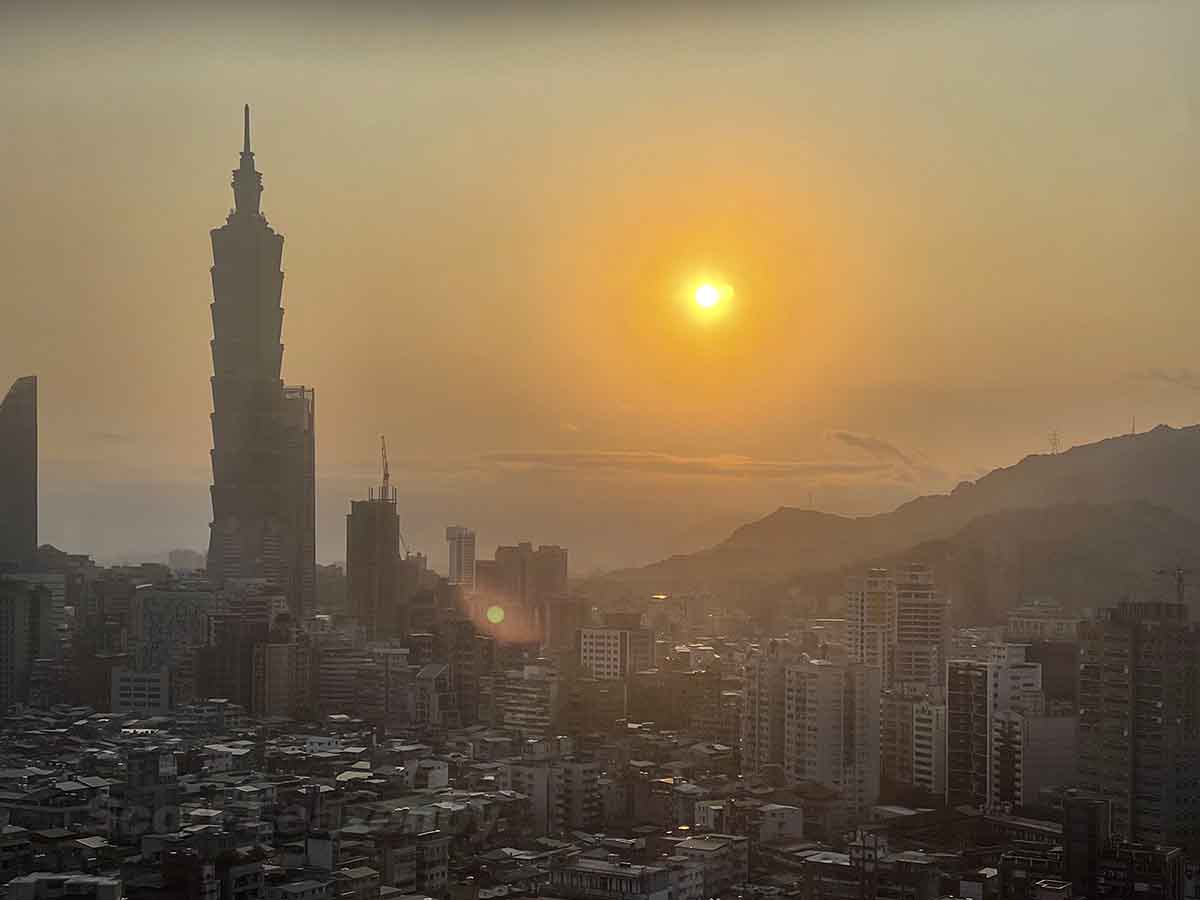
[[1155, 567, 1196, 606], [381, 434, 414, 557]]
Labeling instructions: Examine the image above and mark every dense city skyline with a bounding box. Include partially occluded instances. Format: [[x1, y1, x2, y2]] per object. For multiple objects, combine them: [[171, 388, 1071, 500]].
[[3, 3, 1200, 571], [4, 5, 1200, 895]]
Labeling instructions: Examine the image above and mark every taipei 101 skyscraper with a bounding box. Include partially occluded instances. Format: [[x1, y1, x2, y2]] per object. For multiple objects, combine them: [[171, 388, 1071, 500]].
[[207, 106, 315, 618]]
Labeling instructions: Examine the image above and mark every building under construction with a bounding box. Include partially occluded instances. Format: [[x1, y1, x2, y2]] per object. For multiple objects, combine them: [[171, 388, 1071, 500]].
[[347, 438, 404, 641]]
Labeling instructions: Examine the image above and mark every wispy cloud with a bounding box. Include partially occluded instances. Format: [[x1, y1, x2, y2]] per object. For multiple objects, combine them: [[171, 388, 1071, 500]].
[[477, 450, 890, 480], [323, 440, 950, 491], [827, 430, 946, 484], [1132, 368, 1200, 392], [828, 430, 915, 466]]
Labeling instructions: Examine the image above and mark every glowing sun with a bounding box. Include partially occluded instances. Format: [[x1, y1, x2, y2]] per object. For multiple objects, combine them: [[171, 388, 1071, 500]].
[[694, 283, 721, 308]]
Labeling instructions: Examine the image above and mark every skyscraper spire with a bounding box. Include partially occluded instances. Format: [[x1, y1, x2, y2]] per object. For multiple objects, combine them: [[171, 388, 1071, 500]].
[[232, 103, 262, 216]]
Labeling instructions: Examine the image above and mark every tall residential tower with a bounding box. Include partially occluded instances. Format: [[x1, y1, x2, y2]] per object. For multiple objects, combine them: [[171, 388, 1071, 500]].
[[206, 107, 315, 618], [893, 563, 949, 688], [1078, 601, 1200, 853], [784, 655, 881, 823], [846, 568, 895, 684]]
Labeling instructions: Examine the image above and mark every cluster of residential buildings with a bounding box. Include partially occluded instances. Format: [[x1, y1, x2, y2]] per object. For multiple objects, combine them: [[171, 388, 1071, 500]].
[[5, 535, 1200, 899]]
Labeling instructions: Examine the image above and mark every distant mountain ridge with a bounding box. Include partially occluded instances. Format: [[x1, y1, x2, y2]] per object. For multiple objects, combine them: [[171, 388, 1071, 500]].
[[781, 500, 1200, 622], [587, 424, 1200, 611]]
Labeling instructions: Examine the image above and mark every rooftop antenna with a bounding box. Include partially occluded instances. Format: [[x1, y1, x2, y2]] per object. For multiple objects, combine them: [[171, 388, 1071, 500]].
[[243, 104, 252, 155], [381, 435, 391, 496]]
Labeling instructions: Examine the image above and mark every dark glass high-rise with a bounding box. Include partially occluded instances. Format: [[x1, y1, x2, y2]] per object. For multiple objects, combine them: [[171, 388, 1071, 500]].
[[0, 375, 37, 570]]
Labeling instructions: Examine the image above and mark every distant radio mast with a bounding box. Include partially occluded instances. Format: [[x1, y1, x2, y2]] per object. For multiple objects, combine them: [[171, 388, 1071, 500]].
[[1048, 429, 1061, 455]]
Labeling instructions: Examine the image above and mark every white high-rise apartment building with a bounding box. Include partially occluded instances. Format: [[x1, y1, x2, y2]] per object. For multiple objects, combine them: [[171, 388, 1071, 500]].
[[982, 642, 1079, 812], [894, 564, 949, 688], [578, 624, 654, 680], [984, 641, 1045, 714], [784, 654, 881, 822], [911, 697, 947, 796], [881, 686, 948, 798], [846, 569, 895, 686], [846, 565, 949, 692], [445, 526, 476, 590], [741, 639, 803, 776], [947, 642, 1048, 810]]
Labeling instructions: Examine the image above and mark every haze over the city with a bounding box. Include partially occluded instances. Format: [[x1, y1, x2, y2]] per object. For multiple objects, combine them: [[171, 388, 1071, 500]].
[[3, 0, 1199, 571]]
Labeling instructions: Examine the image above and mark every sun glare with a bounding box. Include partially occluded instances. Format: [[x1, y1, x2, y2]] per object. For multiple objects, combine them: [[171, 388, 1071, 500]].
[[694, 284, 721, 308]]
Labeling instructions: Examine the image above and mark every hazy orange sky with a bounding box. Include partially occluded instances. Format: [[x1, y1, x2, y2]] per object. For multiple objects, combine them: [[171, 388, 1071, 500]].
[[2, 1, 1199, 572]]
